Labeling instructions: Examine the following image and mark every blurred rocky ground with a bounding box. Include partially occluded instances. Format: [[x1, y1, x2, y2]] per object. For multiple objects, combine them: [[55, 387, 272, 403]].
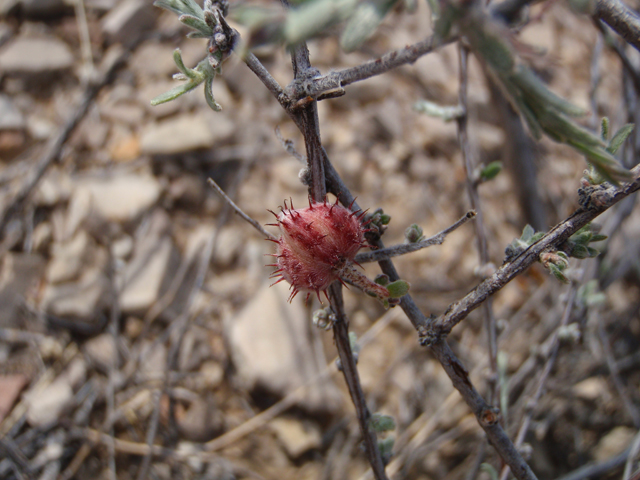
[[0, 0, 639, 479]]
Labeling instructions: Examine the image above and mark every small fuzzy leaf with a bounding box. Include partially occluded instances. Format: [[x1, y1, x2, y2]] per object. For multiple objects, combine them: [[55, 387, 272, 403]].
[[179, 13, 212, 36], [380, 214, 391, 225], [284, 0, 357, 45], [204, 76, 222, 111], [341, 0, 397, 52], [387, 280, 410, 298], [377, 437, 395, 460], [586, 246, 600, 257], [601, 117, 610, 141], [590, 233, 608, 242], [531, 231, 545, 243], [374, 274, 390, 286], [173, 49, 200, 79], [479, 161, 502, 181], [369, 413, 396, 432], [549, 263, 569, 283], [151, 81, 200, 105], [154, 0, 204, 19], [513, 66, 587, 117], [413, 100, 464, 121], [607, 123, 635, 154], [521, 224, 535, 243], [570, 243, 590, 259]]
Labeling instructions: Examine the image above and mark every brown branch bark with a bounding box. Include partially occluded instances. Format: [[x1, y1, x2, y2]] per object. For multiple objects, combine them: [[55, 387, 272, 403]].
[[420, 165, 640, 345]]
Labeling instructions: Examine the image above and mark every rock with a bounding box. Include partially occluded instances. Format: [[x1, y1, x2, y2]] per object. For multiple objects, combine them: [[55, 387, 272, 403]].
[[21, 0, 68, 16], [46, 230, 92, 283], [0, 374, 28, 423], [101, 0, 158, 46], [269, 418, 322, 458], [100, 103, 145, 127], [132, 43, 179, 79], [25, 377, 73, 427], [176, 395, 223, 442], [593, 426, 636, 462], [0, 36, 74, 74], [84, 333, 116, 371], [226, 282, 341, 414], [140, 112, 234, 155], [139, 342, 166, 379], [118, 211, 179, 314], [41, 264, 108, 318], [573, 376, 608, 401], [73, 172, 162, 223], [0, 94, 25, 130], [0, 253, 45, 328], [214, 226, 245, 268]]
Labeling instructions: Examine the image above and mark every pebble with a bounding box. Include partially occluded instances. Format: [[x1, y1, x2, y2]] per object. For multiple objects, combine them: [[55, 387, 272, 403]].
[[593, 426, 636, 462], [269, 418, 322, 458], [41, 263, 108, 318], [25, 379, 73, 427], [118, 211, 178, 314], [21, 0, 68, 16], [0, 253, 45, 328], [45, 230, 92, 283], [0, 36, 74, 74], [73, 171, 162, 223], [176, 396, 223, 442], [573, 376, 608, 402], [226, 281, 341, 414], [0, 374, 28, 422], [140, 113, 234, 155], [0, 94, 25, 130], [83, 333, 117, 371], [101, 0, 158, 46]]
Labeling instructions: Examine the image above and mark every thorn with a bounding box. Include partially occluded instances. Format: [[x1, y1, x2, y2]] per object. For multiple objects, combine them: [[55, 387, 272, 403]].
[[266, 238, 280, 244], [323, 290, 331, 303], [308, 196, 314, 209], [288, 289, 300, 303], [334, 194, 340, 205], [315, 290, 323, 304], [306, 222, 314, 228], [338, 277, 350, 290], [353, 260, 363, 269], [265, 263, 279, 267], [348, 197, 358, 210], [290, 197, 294, 211], [305, 292, 311, 304], [267, 209, 279, 219], [270, 277, 287, 287], [264, 253, 278, 257], [266, 223, 279, 227]]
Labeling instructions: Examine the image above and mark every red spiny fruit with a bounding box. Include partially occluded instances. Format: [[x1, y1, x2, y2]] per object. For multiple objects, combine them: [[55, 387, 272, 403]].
[[267, 197, 368, 303]]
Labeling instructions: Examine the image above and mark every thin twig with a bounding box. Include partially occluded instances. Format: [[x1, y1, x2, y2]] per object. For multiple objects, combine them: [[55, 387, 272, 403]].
[[555, 444, 633, 480], [499, 284, 579, 480], [354, 211, 476, 264], [322, 151, 539, 480], [206, 178, 275, 240], [456, 44, 500, 407], [420, 165, 640, 345], [277, 0, 390, 475], [598, 322, 640, 427], [289, 35, 454, 101]]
